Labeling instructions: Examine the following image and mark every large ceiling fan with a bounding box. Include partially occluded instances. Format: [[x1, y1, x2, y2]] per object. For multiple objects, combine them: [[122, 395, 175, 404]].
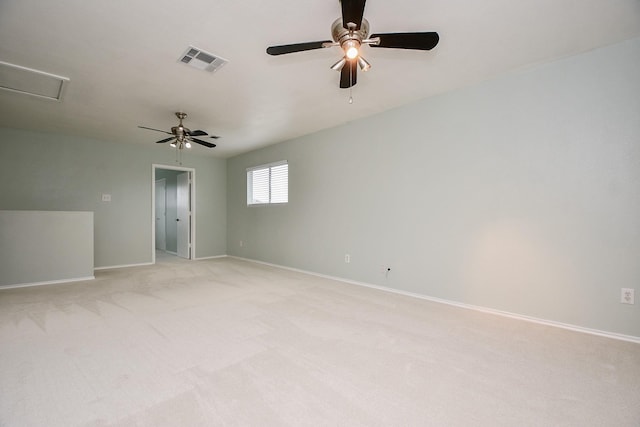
[[138, 112, 219, 149], [266, 0, 439, 89]]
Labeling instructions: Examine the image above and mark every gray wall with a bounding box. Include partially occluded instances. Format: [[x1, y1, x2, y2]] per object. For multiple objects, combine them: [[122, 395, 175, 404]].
[[227, 37, 640, 337], [0, 210, 94, 286], [0, 129, 227, 267]]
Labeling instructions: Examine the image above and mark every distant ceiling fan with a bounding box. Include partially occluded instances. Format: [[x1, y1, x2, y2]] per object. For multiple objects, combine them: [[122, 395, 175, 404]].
[[138, 112, 219, 149], [266, 0, 439, 89]]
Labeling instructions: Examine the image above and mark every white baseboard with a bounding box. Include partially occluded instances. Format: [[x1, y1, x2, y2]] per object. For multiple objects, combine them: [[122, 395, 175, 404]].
[[195, 254, 228, 261], [230, 256, 640, 344], [0, 276, 95, 290], [94, 261, 153, 271]]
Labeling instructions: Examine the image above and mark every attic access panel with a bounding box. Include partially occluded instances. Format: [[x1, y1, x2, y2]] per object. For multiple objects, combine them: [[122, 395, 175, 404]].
[[0, 61, 69, 101]]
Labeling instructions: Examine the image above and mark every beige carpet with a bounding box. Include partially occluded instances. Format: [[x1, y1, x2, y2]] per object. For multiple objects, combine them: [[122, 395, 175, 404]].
[[1, 256, 639, 426]]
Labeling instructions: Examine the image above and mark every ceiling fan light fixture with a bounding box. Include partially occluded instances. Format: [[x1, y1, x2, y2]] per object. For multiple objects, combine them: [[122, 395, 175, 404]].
[[170, 141, 177, 148], [357, 56, 371, 71], [343, 40, 360, 59], [330, 57, 347, 71], [185, 141, 192, 148]]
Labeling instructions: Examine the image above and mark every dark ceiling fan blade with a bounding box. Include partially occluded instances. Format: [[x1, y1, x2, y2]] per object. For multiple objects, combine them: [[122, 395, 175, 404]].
[[342, 0, 366, 30], [188, 129, 208, 137], [370, 32, 440, 50], [155, 137, 176, 144], [189, 137, 216, 148], [339, 60, 357, 89], [267, 41, 332, 56], [209, 135, 220, 139], [138, 126, 172, 135]]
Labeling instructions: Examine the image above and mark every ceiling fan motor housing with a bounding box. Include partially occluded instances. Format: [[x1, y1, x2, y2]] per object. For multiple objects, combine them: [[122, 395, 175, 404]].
[[173, 112, 188, 140], [171, 126, 189, 140], [332, 18, 369, 48]]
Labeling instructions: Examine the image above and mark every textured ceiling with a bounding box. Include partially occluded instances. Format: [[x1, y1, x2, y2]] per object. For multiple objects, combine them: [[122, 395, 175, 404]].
[[1, 0, 639, 157]]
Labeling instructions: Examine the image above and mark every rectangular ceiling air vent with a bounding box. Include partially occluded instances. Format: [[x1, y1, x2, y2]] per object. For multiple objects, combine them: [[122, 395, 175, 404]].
[[0, 61, 69, 101], [179, 46, 228, 73]]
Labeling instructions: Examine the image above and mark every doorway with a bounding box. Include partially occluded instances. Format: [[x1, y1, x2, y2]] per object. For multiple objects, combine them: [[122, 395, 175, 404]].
[[152, 165, 196, 263], [155, 178, 167, 251]]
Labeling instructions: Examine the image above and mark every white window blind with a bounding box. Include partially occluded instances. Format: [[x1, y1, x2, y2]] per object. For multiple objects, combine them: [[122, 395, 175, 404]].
[[247, 161, 288, 205], [270, 164, 288, 203], [250, 168, 269, 204]]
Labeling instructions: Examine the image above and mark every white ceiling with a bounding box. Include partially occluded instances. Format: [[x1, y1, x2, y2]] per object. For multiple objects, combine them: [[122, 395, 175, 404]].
[[1, 0, 639, 158]]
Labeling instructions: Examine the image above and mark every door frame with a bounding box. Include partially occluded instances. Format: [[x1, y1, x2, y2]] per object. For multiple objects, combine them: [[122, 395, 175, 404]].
[[152, 164, 196, 263], [176, 171, 190, 259], [154, 178, 167, 251]]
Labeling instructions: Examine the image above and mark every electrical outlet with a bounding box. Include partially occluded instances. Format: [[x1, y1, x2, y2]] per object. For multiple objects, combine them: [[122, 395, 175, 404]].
[[239, 240, 243, 247], [621, 288, 634, 304], [344, 254, 350, 264], [101, 194, 111, 202]]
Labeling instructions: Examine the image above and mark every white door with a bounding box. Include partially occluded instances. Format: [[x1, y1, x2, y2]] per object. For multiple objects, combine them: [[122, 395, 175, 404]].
[[155, 179, 166, 251], [176, 172, 190, 259]]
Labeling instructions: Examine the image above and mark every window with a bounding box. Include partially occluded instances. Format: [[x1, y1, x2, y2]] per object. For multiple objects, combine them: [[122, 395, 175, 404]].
[[247, 161, 288, 205]]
